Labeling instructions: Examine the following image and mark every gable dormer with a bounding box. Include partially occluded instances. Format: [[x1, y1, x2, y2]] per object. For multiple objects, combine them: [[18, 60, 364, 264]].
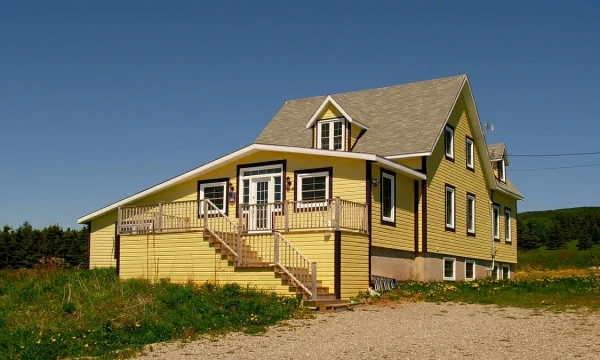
[[488, 143, 509, 183], [306, 95, 369, 151]]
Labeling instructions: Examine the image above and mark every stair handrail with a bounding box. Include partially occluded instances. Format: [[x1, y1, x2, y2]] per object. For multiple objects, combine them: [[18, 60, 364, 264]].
[[274, 231, 317, 300], [204, 199, 240, 258]]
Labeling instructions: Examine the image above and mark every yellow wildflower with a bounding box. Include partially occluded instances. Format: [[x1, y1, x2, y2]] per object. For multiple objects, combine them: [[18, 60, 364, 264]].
[[135, 322, 141, 328], [51, 338, 56, 343], [84, 344, 89, 348], [36, 340, 41, 344]]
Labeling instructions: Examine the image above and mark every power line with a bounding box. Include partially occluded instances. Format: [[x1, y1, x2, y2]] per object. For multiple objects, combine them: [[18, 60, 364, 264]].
[[510, 163, 600, 172], [507, 151, 600, 157]]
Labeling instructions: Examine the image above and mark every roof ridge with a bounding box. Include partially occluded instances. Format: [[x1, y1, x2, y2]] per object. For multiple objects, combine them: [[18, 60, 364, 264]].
[[284, 74, 466, 103]]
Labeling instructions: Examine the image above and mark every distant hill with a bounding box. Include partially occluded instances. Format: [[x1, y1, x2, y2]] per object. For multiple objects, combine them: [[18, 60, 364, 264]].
[[518, 207, 600, 251]]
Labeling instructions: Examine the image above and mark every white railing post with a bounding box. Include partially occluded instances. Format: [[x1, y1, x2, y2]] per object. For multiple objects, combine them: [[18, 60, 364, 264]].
[[335, 197, 341, 231], [203, 200, 208, 233], [274, 233, 279, 265], [284, 200, 289, 232], [158, 202, 163, 232], [311, 262, 318, 300], [237, 225, 243, 267]]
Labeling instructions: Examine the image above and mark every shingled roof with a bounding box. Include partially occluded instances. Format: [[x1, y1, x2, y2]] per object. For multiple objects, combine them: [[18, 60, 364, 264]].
[[255, 75, 467, 156], [487, 143, 507, 161]]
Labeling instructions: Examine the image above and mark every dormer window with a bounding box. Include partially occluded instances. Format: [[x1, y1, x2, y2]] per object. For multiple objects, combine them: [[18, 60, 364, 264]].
[[497, 159, 506, 182], [318, 119, 345, 150]]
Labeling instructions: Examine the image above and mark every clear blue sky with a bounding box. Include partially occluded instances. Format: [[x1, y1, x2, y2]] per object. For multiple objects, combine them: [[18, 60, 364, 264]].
[[1, 1, 599, 229]]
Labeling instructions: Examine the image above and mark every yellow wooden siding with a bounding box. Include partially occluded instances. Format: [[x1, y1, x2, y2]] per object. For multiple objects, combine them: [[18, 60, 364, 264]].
[[318, 104, 343, 120], [425, 95, 517, 263], [394, 157, 422, 170], [340, 231, 369, 299], [89, 211, 117, 268], [281, 232, 335, 293], [493, 192, 518, 263], [370, 164, 416, 251], [119, 232, 296, 295]]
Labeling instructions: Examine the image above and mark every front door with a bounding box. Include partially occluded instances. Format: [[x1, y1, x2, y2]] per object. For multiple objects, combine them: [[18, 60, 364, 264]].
[[248, 177, 273, 232]]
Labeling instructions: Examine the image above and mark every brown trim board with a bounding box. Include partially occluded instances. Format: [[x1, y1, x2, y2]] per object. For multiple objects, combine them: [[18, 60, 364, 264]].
[[421, 156, 427, 253], [414, 180, 419, 252], [87, 222, 91, 269], [366, 160, 373, 283], [197, 177, 230, 217], [334, 230, 341, 299]]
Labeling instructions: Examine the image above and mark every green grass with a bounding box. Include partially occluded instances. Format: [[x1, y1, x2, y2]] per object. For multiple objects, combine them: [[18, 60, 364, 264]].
[[0, 268, 304, 359], [371, 275, 600, 311], [517, 242, 600, 271]]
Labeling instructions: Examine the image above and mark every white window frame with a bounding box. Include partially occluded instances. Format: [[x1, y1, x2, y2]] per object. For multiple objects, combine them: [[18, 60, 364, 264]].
[[443, 257, 456, 281], [502, 264, 511, 280], [317, 118, 346, 151], [467, 194, 476, 235], [199, 181, 228, 215], [296, 171, 330, 208], [498, 159, 506, 182], [239, 164, 284, 214], [466, 137, 474, 169], [381, 171, 395, 223], [493, 204, 500, 240], [505, 208, 512, 243], [445, 185, 455, 230], [444, 125, 454, 159], [465, 260, 476, 281]]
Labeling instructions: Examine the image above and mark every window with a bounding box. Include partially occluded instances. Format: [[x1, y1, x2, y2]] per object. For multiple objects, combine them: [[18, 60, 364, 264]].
[[505, 208, 512, 243], [445, 185, 455, 231], [492, 264, 500, 279], [239, 164, 283, 206], [497, 159, 506, 182], [199, 180, 227, 214], [381, 170, 395, 224], [296, 169, 331, 208], [466, 193, 476, 236], [318, 119, 345, 151], [443, 257, 456, 281], [493, 203, 500, 240], [502, 264, 511, 280], [466, 137, 474, 170], [444, 125, 454, 160], [465, 260, 476, 281]]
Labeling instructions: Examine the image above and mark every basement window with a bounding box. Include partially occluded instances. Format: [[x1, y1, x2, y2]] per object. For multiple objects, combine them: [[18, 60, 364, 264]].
[[443, 257, 456, 281], [465, 260, 476, 281], [502, 264, 511, 280], [318, 119, 345, 151]]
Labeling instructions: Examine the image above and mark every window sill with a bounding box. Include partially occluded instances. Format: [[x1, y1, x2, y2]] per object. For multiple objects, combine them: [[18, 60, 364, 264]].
[[381, 219, 396, 227], [467, 231, 476, 237], [466, 165, 475, 172], [493, 237, 500, 242], [445, 225, 456, 232], [445, 154, 455, 162], [443, 278, 456, 282]]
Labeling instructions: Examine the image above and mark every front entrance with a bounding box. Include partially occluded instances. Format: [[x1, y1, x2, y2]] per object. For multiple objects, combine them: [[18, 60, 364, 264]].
[[247, 177, 273, 232]]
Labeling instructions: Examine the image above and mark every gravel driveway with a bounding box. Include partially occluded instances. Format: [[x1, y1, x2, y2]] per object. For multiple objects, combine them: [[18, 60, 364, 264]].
[[134, 302, 600, 360]]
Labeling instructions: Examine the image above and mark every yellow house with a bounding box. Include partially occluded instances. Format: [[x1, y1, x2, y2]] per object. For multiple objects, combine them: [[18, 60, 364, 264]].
[[77, 74, 523, 301]]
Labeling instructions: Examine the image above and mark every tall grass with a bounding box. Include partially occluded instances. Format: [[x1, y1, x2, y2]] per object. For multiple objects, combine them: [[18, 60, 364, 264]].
[[0, 268, 301, 359], [517, 244, 600, 271]]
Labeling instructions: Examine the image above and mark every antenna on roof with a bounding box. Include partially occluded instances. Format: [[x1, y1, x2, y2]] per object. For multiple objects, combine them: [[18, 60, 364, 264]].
[[483, 120, 495, 136]]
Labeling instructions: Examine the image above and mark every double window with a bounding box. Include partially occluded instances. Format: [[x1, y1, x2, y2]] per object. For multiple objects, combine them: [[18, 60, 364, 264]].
[[317, 119, 345, 151], [295, 168, 332, 208], [198, 180, 228, 215], [381, 170, 396, 225], [445, 185, 456, 231], [466, 193, 476, 236], [444, 125, 454, 160], [443, 257, 456, 281], [492, 203, 500, 240], [505, 208, 512, 243], [466, 136, 474, 170]]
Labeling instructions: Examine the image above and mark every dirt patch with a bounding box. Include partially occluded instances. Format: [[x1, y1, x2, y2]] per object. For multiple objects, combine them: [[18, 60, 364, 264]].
[[133, 303, 600, 359]]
